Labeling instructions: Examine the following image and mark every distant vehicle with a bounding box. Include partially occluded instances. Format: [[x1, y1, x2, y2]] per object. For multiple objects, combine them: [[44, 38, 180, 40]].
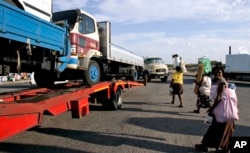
[[144, 57, 169, 82], [225, 52, 250, 81]]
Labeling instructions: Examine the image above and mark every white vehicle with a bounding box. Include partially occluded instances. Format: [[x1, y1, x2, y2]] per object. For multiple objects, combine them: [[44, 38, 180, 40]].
[[144, 57, 169, 82], [225, 52, 250, 80], [3, 0, 52, 21]]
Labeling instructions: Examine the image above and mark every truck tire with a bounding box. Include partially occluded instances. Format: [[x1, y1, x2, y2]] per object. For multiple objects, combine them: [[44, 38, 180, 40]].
[[83, 60, 100, 86], [161, 76, 168, 82], [109, 87, 122, 110]]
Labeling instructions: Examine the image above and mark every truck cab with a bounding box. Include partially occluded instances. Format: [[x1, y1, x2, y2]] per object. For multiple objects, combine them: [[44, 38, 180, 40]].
[[144, 57, 169, 82]]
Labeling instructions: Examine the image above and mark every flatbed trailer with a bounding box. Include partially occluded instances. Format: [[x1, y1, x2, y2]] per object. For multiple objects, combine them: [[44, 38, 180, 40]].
[[0, 80, 144, 141]]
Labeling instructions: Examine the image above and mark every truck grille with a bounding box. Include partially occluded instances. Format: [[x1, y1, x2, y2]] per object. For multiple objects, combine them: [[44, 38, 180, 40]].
[[156, 69, 166, 72]]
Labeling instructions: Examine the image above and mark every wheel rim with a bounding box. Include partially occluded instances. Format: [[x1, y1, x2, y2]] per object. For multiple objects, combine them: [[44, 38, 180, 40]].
[[134, 72, 138, 80], [89, 65, 99, 82], [132, 70, 138, 81], [117, 94, 122, 105]]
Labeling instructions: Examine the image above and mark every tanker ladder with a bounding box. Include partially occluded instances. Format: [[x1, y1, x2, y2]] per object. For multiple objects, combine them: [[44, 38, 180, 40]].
[[0, 80, 144, 141]]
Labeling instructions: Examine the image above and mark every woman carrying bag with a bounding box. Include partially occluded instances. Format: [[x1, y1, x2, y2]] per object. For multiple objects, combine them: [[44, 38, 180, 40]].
[[195, 68, 238, 153]]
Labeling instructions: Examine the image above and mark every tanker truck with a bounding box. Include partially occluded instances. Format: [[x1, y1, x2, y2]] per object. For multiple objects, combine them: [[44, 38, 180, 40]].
[[0, 0, 145, 87]]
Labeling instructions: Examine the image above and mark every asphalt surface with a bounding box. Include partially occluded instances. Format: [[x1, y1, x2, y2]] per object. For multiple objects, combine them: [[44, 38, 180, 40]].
[[0, 75, 249, 153]]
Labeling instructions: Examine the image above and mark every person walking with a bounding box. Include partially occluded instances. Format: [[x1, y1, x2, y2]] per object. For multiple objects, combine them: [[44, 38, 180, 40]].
[[194, 68, 236, 153], [169, 66, 183, 107], [193, 72, 212, 113]]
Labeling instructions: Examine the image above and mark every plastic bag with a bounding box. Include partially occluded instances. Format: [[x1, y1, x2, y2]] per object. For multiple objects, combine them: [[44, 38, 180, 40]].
[[204, 114, 213, 125], [169, 88, 173, 96], [180, 62, 187, 73], [213, 88, 239, 123], [210, 85, 218, 101], [198, 57, 212, 74]]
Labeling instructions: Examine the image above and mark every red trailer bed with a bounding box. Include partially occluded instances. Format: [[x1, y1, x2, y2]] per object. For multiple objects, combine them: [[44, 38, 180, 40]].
[[0, 80, 144, 141]]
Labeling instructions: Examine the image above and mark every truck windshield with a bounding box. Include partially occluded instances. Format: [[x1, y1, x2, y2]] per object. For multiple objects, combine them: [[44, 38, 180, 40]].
[[145, 58, 163, 64], [53, 9, 80, 30], [53, 9, 95, 34], [78, 15, 95, 34]]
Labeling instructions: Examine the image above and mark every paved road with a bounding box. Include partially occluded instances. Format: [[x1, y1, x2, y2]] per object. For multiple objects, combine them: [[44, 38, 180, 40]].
[[0, 76, 249, 153]]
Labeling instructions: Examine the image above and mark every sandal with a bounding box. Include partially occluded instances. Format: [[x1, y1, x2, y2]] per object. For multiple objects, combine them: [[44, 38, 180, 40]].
[[178, 105, 183, 108]]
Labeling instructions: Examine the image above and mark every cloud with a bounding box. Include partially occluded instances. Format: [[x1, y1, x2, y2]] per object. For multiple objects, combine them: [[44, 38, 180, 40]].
[[53, 0, 250, 23], [91, 0, 250, 23], [111, 31, 250, 63], [53, 0, 89, 12], [52, 0, 250, 64]]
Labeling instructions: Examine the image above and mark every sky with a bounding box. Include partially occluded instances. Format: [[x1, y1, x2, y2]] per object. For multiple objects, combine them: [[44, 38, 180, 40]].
[[53, 0, 250, 64]]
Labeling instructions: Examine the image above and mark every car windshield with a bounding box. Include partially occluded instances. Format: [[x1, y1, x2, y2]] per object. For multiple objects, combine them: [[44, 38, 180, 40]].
[[145, 58, 163, 64]]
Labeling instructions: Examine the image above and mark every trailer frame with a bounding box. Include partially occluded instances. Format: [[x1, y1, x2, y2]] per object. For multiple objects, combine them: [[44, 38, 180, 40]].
[[0, 80, 144, 141]]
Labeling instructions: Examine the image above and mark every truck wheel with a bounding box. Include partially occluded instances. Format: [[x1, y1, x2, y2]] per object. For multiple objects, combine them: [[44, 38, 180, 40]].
[[161, 76, 168, 82], [130, 69, 138, 81], [34, 70, 55, 88], [83, 60, 100, 86], [109, 87, 122, 110]]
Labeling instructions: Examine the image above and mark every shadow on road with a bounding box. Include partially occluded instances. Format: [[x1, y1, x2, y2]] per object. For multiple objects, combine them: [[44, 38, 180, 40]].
[[0, 142, 90, 153], [1, 120, 248, 153], [14, 127, 197, 153]]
